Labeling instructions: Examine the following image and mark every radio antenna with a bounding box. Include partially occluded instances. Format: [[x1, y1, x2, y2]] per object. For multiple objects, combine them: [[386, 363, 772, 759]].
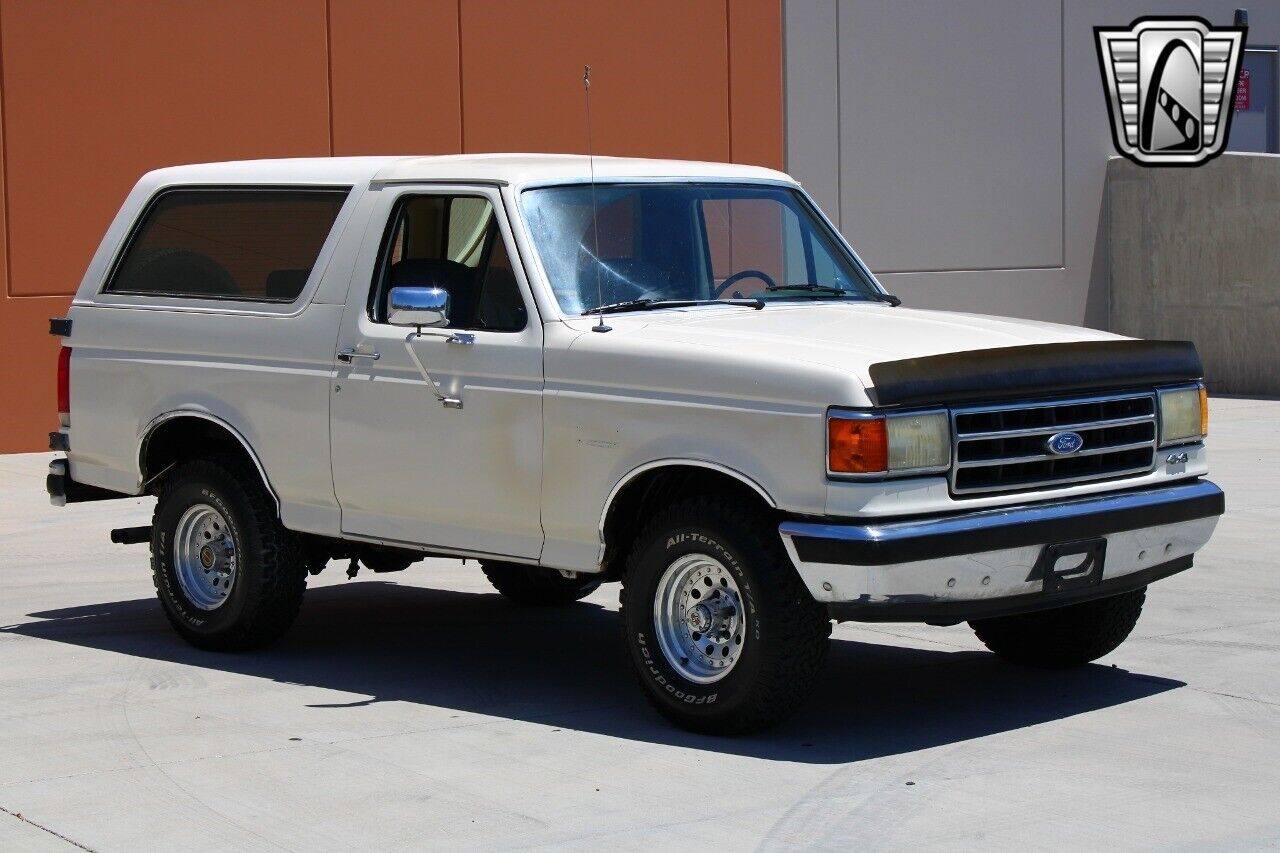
[[584, 64, 610, 332]]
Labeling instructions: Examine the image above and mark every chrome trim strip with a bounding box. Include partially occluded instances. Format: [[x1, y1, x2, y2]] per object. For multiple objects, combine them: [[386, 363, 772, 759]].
[[955, 439, 1156, 468], [947, 462, 1157, 495], [955, 413, 1155, 441], [779, 479, 1223, 548], [138, 410, 280, 511], [596, 458, 778, 567]]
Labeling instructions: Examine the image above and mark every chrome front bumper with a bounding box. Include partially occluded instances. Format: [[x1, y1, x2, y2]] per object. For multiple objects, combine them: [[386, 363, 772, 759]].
[[778, 480, 1224, 622]]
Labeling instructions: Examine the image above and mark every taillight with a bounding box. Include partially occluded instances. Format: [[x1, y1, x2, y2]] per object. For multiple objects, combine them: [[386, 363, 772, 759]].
[[57, 346, 71, 418]]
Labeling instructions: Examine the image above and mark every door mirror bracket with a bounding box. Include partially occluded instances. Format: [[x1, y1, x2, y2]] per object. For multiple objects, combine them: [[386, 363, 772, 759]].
[[387, 286, 463, 409]]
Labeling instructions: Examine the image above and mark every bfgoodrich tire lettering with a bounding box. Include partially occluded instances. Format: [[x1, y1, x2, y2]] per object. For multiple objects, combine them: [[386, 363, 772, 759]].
[[621, 496, 830, 734], [152, 456, 307, 651]]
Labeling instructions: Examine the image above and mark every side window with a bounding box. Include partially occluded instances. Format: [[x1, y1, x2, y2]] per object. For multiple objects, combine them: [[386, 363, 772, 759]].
[[370, 195, 527, 332], [107, 189, 348, 301]]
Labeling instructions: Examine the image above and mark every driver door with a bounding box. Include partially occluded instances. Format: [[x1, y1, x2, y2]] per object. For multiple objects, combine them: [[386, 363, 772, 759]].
[[329, 185, 544, 559]]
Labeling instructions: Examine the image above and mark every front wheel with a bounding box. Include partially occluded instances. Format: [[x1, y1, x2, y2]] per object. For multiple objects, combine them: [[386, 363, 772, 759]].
[[620, 497, 830, 734], [969, 587, 1147, 668]]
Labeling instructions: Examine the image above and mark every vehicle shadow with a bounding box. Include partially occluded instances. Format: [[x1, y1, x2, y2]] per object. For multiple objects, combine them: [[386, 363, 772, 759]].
[[3, 580, 1183, 764]]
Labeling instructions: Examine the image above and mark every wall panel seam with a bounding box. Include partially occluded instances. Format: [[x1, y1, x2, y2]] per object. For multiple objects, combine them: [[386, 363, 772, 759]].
[[725, 0, 733, 162], [325, 0, 335, 155], [1060, 0, 1066, 268], [457, 0, 465, 152], [879, 265, 1066, 275], [834, 0, 842, 230]]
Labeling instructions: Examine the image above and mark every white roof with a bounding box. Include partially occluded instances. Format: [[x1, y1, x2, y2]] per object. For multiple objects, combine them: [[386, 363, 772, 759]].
[[138, 153, 796, 191]]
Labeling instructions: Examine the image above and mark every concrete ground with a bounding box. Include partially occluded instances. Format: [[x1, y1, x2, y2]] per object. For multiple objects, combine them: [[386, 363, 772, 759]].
[[1, 398, 1277, 852]]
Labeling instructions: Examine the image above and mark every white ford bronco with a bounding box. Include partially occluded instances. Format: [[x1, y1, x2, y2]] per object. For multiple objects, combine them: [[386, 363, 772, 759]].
[[48, 155, 1224, 733]]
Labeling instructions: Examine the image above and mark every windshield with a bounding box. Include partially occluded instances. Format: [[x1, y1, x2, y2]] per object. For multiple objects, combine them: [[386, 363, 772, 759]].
[[519, 183, 882, 315]]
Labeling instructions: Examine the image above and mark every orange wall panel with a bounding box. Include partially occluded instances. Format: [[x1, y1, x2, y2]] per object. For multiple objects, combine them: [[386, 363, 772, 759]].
[[0, 0, 784, 452], [328, 0, 462, 155], [459, 0, 730, 161], [0, 49, 8, 299], [0, 295, 69, 454], [728, 0, 783, 169], [0, 0, 331, 298]]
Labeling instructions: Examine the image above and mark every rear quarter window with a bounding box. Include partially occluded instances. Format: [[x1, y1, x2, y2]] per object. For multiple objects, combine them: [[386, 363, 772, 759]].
[[105, 189, 349, 302]]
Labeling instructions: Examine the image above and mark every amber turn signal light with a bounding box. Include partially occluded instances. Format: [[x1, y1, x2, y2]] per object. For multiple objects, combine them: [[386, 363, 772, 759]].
[[828, 416, 888, 474], [1199, 385, 1209, 438]]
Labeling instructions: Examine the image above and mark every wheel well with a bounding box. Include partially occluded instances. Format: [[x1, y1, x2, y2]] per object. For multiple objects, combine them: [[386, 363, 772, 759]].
[[140, 415, 272, 500], [600, 465, 775, 578]]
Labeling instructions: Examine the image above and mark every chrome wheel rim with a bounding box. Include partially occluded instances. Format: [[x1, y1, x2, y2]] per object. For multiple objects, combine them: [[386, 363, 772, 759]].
[[173, 503, 237, 611], [653, 553, 747, 683]]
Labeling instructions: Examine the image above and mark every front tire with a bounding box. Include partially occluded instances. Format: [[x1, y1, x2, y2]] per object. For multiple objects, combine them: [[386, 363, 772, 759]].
[[969, 587, 1147, 668], [620, 497, 830, 734], [151, 457, 307, 651]]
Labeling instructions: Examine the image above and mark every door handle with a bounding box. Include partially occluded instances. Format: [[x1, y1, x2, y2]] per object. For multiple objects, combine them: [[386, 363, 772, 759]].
[[337, 348, 380, 363]]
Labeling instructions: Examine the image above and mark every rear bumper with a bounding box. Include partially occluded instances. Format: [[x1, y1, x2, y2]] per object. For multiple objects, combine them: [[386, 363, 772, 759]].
[[47, 458, 125, 507], [778, 479, 1224, 623]]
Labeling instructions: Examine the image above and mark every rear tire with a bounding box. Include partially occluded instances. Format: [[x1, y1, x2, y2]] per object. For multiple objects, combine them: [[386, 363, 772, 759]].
[[151, 456, 307, 651], [969, 587, 1147, 668], [620, 496, 830, 734], [480, 561, 602, 605]]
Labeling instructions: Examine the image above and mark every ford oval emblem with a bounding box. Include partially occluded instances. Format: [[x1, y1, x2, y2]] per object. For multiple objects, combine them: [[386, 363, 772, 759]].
[[1046, 431, 1085, 455]]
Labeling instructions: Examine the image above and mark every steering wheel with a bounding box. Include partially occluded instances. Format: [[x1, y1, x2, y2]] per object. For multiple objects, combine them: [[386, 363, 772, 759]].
[[713, 269, 776, 298]]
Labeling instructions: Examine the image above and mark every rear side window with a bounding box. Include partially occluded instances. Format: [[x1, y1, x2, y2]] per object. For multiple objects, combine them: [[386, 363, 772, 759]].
[[106, 189, 349, 302]]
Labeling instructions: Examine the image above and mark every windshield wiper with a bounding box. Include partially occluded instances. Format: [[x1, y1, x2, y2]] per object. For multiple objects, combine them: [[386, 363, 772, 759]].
[[867, 291, 902, 306], [765, 283, 847, 295], [766, 283, 902, 306], [584, 298, 764, 316]]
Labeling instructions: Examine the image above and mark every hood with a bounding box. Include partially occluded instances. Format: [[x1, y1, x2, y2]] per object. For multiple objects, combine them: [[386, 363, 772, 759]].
[[562, 301, 1123, 390]]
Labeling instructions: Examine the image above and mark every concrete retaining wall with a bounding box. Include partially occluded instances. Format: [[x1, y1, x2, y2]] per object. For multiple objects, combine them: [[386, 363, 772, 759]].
[[1109, 153, 1280, 396]]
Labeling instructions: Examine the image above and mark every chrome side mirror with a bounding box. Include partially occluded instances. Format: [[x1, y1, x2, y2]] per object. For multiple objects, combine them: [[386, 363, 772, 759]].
[[388, 287, 450, 330]]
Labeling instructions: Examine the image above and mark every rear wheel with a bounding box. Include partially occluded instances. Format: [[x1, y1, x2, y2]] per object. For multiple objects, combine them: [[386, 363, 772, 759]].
[[151, 457, 307, 651], [969, 587, 1147, 668], [480, 561, 602, 605], [620, 496, 830, 734]]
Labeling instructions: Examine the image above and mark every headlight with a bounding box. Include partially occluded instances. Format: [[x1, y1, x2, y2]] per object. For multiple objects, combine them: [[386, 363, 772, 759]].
[[1157, 384, 1208, 446], [828, 410, 950, 475], [887, 411, 951, 469]]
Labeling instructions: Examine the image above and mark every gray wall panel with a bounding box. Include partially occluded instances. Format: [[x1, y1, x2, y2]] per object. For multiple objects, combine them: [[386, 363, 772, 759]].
[[1110, 154, 1280, 395], [837, 0, 1063, 273], [785, 0, 1280, 330], [784, 0, 842, 227]]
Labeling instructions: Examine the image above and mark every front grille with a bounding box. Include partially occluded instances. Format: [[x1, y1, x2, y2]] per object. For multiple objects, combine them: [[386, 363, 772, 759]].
[[950, 391, 1157, 497]]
